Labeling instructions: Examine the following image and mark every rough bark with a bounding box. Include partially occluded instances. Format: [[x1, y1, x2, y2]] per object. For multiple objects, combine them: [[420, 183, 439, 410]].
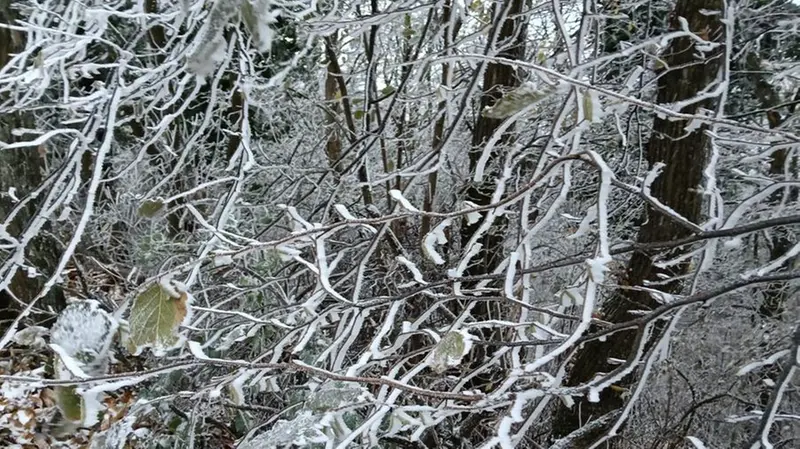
[[420, 0, 460, 238], [323, 32, 344, 175], [0, 0, 66, 329], [323, 36, 373, 206], [461, 0, 526, 280], [551, 1, 724, 446], [454, 0, 526, 440]]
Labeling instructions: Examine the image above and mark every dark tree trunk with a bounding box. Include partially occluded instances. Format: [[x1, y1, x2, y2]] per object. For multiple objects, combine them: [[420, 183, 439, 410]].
[[461, 0, 526, 275], [551, 1, 724, 446], [453, 0, 526, 441], [0, 0, 66, 330]]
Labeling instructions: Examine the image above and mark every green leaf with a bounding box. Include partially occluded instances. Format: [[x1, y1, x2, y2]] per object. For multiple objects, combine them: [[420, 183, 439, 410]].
[[403, 14, 415, 39], [138, 198, 164, 218], [427, 330, 475, 373], [232, 410, 253, 436], [381, 85, 395, 96], [305, 381, 372, 412], [239, 411, 328, 449], [54, 385, 83, 423], [124, 281, 191, 356], [482, 83, 553, 119], [582, 90, 603, 123], [583, 91, 594, 123], [354, 110, 365, 120]]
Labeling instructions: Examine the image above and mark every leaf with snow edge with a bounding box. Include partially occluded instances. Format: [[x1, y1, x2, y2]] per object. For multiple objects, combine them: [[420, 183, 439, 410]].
[[11, 325, 48, 349], [567, 204, 598, 240], [586, 255, 612, 284], [462, 201, 482, 225], [50, 300, 118, 375], [213, 251, 234, 267], [334, 203, 356, 220], [305, 381, 373, 413], [138, 198, 164, 218], [559, 287, 584, 307], [55, 385, 83, 423], [581, 90, 604, 123], [238, 411, 330, 449], [228, 370, 253, 406], [241, 0, 277, 52], [396, 256, 427, 285], [482, 82, 554, 119], [186, 0, 242, 77], [124, 280, 191, 356], [390, 189, 419, 212], [426, 330, 475, 374], [51, 344, 90, 379], [51, 354, 105, 427]]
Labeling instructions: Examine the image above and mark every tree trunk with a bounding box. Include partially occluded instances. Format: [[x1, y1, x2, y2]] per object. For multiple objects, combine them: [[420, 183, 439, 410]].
[[455, 0, 526, 440], [0, 0, 66, 330], [551, 1, 724, 446], [461, 0, 526, 281]]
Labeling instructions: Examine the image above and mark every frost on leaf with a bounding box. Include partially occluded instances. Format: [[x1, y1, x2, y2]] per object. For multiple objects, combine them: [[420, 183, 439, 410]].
[[49, 300, 118, 426], [482, 82, 553, 119], [238, 411, 330, 449], [54, 385, 83, 423], [305, 381, 373, 413], [241, 0, 278, 52], [186, 0, 243, 77], [581, 90, 604, 123], [138, 198, 164, 218], [50, 300, 118, 375], [124, 280, 191, 356], [11, 325, 48, 349], [426, 330, 475, 373], [422, 218, 452, 265]]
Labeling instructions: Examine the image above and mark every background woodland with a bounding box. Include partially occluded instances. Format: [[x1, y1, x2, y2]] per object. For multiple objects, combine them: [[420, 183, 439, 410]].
[[0, 0, 799, 448]]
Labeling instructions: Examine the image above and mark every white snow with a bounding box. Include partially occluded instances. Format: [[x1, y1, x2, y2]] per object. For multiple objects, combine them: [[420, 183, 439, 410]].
[[422, 218, 452, 265], [389, 189, 420, 212], [396, 256, 427, 284]]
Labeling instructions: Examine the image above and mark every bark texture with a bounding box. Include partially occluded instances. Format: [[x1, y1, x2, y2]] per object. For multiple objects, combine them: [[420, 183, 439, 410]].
[[461, 0, 526, 277], [551, 1, 724, 446], [0, 0, 66, 329]]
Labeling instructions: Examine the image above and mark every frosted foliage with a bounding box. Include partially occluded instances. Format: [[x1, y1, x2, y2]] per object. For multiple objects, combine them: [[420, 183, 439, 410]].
[[482, 82, 555, 119], [305, 381, 373, 412], [50, 300, 118, 374], [426, 330, 475, 373], [239, 411, 329, 449], [186, 0, 244, 76], [124, 281, 191, 356], [242, 0, 278, 51], [2, 0, 800, 448], [11, 325, 48, 349]]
